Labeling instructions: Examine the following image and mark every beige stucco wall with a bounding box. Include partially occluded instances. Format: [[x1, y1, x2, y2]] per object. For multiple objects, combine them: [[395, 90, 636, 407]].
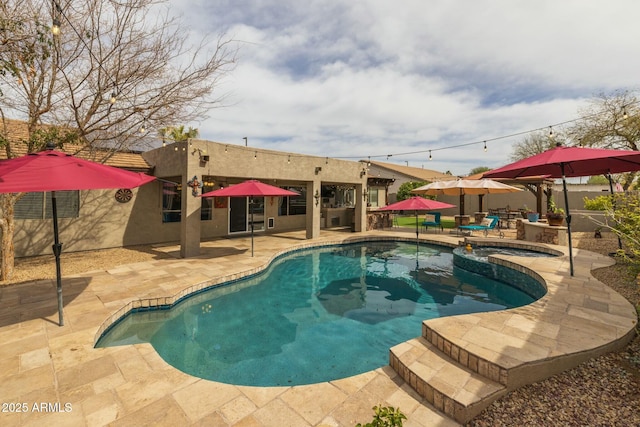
[[13, 140, 368, 258]]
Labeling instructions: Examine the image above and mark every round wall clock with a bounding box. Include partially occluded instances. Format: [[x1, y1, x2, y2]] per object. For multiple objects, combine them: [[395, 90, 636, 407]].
[[114, 188, 133, 203]]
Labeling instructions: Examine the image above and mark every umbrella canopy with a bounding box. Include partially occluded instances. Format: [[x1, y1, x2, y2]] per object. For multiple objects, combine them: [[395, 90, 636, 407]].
[[380, 197, 455, 244], [380, 196, 456, 212], [201, 180, 300, 256], [0, 149, 155, 191], [411, 179, 522, 215], [200, 179, 300, 198], [484, 145, 640, 179], [0, 147, 156, 326], [484, 144, 640, 276]]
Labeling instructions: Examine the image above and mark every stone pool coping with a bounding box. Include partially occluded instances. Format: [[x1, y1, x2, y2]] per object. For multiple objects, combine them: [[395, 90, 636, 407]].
[[1, 229, 636, 426]]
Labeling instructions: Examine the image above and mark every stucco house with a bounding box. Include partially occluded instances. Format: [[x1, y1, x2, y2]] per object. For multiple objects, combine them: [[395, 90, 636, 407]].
[[3, 119, 371, 258]]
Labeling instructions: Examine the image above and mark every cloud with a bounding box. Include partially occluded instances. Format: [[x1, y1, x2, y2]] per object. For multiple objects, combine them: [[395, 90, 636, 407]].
[[168, 0, 640, 176]]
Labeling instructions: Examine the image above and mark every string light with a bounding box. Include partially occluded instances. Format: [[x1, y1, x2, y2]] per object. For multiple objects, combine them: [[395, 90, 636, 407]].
[[109, 90, 117, 104], [254, 151, 257, 159], [429, 150, 432, 161], [548, 126, 554, 139], [623, 108, 628, 120], [51, 18, 61, 35], [140, 118, 146, 134], [287, 155, 290, 164], [483, 140, 487, 152]]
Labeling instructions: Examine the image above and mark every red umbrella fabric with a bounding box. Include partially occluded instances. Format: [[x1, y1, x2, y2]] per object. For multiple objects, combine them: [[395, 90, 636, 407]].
[[201, 180, 300, 256], [0, 149, 156, 191], [484, 144, 640, 276], [201, 179, 299, 198], [484, 145, 640, 179], [380, 197, 455, 244], [380, 196, 456, 212], [0, 147, 156, 326]]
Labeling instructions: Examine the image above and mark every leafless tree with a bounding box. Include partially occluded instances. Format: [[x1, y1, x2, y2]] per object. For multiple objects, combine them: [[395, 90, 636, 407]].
[[509, 130, 561, 162], [566, 90, 640, 189], [0, 0, 237, 279]]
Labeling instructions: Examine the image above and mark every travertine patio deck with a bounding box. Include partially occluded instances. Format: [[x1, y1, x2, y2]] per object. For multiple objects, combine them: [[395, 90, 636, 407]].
[[0, 228, 636, 426]]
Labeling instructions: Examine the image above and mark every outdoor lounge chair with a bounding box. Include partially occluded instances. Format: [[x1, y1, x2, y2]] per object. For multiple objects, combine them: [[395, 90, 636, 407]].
[[421, 212, 442, 232], [458, 215, 500, 237]]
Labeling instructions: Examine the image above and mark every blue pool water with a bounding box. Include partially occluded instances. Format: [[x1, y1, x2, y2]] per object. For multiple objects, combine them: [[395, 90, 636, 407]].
[[96, 241, 543, 386]]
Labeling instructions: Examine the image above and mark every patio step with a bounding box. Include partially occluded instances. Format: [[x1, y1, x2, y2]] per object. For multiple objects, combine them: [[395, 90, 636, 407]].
[[389, 336, 507, 424]]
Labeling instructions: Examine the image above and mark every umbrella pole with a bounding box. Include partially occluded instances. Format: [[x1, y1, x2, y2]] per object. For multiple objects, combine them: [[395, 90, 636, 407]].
[[414, 211, 419, 253], [561, 168, 574, 276], [51, 191, 64, 326], [250, 197, 254, 257], [607, 173, 623, 250]]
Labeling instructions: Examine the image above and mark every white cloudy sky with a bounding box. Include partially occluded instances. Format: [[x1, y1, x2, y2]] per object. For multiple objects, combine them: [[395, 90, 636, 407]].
[[167, 0, 639, 176]]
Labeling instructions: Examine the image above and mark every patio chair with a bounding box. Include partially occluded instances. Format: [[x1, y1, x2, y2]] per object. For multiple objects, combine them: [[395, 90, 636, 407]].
[[458, 215, 501, 237], [421, 212, 442, 233]]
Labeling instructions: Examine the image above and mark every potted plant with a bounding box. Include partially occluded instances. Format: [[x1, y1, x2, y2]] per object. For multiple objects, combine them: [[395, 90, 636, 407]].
[[522, 205, 539, 222], [546, 197, 565, 226]]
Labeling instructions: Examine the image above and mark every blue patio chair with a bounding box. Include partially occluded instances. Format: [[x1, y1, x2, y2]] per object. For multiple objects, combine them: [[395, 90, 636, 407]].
[[458, 215, 500, 237], [421, 212, 442, 233]]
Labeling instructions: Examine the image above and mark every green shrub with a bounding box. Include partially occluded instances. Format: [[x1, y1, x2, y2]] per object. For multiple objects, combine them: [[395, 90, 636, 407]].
[[583, 195, 613, 211], [355, 405, 407, 427]]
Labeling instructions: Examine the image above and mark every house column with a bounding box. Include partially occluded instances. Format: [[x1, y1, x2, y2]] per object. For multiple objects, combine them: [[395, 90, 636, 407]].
[[180, 173, 201, 257], [354, 184, 367, 232], [306, 180, 321, 239]]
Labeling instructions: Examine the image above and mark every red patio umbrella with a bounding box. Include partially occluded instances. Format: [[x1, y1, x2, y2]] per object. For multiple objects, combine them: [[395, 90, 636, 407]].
[[0, 147, 156, 326], [484, 144, 640, 275], [201, 180, 299, 256], [380, 197, 456, 247]]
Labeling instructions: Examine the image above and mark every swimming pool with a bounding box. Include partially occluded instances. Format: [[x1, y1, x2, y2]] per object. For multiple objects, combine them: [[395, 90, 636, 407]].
[[96, 241, 544, 386]]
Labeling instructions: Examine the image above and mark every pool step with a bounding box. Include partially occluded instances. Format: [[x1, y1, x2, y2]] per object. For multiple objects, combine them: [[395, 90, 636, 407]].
[[389, 336, 507, 424]]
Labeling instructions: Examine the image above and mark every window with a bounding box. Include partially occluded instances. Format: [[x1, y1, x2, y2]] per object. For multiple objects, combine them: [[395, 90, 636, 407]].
[[162, 180, 182, 223], [279, 186, 306, 216], [201, 176, 215, 221], [15, 191, 79, 219], [162, 176, 216, 223], [368, 187, 379, 207]]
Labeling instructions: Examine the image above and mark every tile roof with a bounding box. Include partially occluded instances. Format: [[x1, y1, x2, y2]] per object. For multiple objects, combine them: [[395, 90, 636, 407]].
[[0, 118, 151, 172], [368, 160, 456, 181]]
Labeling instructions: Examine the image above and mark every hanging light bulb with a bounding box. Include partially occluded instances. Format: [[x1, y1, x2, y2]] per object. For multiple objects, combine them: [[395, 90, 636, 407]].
[[483, 141, 487, 152], [429, 150, 432, 161], [287, 155, 291, 164], [109, 91, 117, 104], [367, 156, 371, 167], [140, 118, 146, 134], [224, 145, 228, 153], [548, 126, 554, 139], [52, 18, 61, 35], [254, 151, 257, 160], [623, 108, 628, 120]]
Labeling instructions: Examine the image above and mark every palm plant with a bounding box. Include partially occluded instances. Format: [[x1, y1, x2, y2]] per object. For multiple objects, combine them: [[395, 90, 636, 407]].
[[158, 125, 199, 143]]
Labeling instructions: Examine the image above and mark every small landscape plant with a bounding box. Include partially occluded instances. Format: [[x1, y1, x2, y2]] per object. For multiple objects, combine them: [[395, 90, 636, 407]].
[[355, 405, 407, 427]]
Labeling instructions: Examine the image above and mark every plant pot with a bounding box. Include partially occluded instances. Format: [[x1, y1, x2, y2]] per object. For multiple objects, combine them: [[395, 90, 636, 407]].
[[527, 212, 539, 222], [547, 214, 564, 226]]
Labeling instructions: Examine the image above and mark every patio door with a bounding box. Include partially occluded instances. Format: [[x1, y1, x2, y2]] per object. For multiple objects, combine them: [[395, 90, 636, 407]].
[[229, 197, 247, 233], [229, 197, 265, 233]]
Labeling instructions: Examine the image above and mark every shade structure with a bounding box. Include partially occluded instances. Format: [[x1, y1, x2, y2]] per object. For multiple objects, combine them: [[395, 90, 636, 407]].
[[201, 180, 299, 256], [380, 197, 456, 246], [411, 179, 522, 215], [484, 145, 640, 275], [0, 148, 156, 326]]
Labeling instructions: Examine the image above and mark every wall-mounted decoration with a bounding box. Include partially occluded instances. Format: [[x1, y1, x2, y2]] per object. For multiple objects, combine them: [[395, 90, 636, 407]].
[[187, 175, 203, 196], [114, 188, 133, 203], [214, 197, 227, 209]]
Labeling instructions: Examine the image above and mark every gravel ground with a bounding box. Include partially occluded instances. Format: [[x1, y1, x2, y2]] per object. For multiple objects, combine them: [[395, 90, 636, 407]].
[[1, 233, 638, 426]]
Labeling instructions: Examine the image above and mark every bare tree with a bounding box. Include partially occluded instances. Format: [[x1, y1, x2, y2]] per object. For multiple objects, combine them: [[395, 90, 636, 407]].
[[509, 130, 561, 162], [567, 90, 640, 189], [0, 0, 237, 279]]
